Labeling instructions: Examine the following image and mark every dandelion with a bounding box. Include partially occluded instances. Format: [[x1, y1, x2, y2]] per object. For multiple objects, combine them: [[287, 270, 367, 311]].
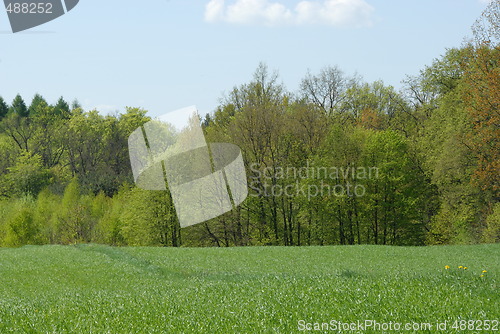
[[445, 265, 450, 269], [482, 270, 487, 273], [480, 275, 485, 278], [458, 266, 463, 269], [463, 267, 468, 270]]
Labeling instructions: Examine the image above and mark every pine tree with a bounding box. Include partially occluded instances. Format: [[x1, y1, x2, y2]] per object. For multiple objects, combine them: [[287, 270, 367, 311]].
[[28, 94, 48, 116], [0, 96, 8, 119], [9, 94, 28, 117], [53, 96, 70, 118]]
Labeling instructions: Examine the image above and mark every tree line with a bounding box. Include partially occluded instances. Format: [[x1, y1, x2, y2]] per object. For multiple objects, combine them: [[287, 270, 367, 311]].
[[0, 2, 498, 247]]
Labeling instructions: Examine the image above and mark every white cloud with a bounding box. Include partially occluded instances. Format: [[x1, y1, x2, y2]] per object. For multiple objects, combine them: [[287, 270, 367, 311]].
[[205, 0, 226, 22], [204, 0, 375, 27]]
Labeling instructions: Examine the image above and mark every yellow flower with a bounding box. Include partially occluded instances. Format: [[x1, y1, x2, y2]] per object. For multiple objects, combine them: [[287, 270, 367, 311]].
[[464, 267, 468, 270], [482, 270, 487, 273], [445, 265, 450, 269], [458, 266, 463, 269], [480, 275, 485, 278]]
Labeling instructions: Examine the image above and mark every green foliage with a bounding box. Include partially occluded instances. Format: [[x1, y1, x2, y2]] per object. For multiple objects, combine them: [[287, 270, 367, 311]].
[[119, 188, 179, 246], [119, 107, 150, 135], [0, 134, 18, 178], [9, 94, 28, 117], [53, 96, 70, 117], [33, 188, 59, 243], [55, 178, 93, 243], [483, 203, 500, 243], [0, 33, 498, 247], [6, 151, 52, 196], [28, 93, 48, 116], [413, 48, 493, 244], [2, 197, 42, 247], [5, 208, 38, 246], [94, 189, 127, 246], [420, 48, 466, 95], [0, 96, 8, 119]]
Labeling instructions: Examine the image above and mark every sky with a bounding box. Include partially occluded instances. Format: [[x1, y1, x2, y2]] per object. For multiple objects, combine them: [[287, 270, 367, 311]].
[[0, 0, 492, 118]]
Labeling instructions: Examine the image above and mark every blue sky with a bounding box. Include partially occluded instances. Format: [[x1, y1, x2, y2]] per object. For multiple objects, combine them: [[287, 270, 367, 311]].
[[0, 0, 491, 118]]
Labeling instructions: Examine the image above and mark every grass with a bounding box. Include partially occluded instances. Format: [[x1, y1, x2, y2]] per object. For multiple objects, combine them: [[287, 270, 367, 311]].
[[0, 244, 498, 333]]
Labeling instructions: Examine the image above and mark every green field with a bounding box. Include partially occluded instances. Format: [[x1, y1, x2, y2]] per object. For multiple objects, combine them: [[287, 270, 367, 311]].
[[0, 244, 498, 333]]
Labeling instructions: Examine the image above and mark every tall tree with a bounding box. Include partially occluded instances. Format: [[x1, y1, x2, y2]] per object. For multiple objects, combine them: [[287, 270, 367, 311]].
[[0, 96, 8, 119], [300, 65, 358, 116], [28, 94, 48, 116], [207, 63, 290, 245], [53, 96, 70, 118], [56, 178, 92, 243], [6, 151, 52, 196], [471, 0, 500, 45], [31, 104, 67, 168], [10, 94, 28, 117], [463, 1, 500, 202], [1, 113, 34, 151]]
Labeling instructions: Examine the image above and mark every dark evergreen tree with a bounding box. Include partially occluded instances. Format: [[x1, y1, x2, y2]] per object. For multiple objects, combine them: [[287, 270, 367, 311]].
[[28, 94, 48, 116], [9, 94, 28, 117], [53, 96, 70, 118], [0, 96, 8, 119]]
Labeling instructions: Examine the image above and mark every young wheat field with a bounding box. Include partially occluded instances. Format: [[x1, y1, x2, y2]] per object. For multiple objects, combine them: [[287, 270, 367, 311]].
[[0, 244, 498, 333]]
